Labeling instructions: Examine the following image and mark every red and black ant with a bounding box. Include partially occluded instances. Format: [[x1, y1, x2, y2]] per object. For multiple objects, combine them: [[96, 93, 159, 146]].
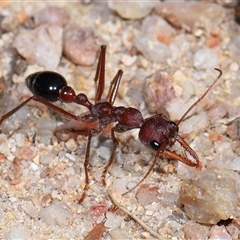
[[0, 45, 222, 202]]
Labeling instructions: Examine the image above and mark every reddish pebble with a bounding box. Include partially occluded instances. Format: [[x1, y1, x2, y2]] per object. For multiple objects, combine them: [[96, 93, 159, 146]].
[[63, 26, 101, 66], [135, 184, 159, 206], [89, 202, 108, 221], [143, 71, 175, 114]]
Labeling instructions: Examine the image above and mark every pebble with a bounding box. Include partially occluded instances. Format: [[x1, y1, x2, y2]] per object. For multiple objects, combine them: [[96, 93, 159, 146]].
[[33, 6, 69, 27], [226, 220, 240, 240], [23, 203, 39, 218], [109, 230, 132, 240], [135, 15, 173, 63], [229, 62, 239, 71], [179, 168, 240, 224], [135, 35, 172, 63], [63, 26, 101, 66], [107, 0, 156, 20], [155, 2, 226, 32], [209, 225, 232, 240], [135, 184, 159, 206], [65, 138, 77, 152], [40, 153, 53, 165], [183, 220, 210, 239], [207, 101, 227, 121], [141, 15, 176, 44], [143, 71, 175, 113], [1, 14, 19, 32], [40, 200, 73, 227], [5, 228, 29, 240], [180, 111, 209, 135], [104, 212, 124, 229], [193, 47, 219, 70], [120, 54, 137, 67], [210, 141, 240, 171], [13, 24, 63, 69]]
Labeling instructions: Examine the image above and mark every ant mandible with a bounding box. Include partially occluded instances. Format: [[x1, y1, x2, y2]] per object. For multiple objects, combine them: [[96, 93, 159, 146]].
[[0, 45, 222, 202]]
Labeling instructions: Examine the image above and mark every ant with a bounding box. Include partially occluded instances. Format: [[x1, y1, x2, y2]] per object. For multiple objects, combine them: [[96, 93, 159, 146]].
[[0, 45, 222, 202]]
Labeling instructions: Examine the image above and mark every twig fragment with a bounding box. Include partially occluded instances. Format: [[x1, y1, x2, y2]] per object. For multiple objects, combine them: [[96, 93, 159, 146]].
[[108, 189, 165, 240]]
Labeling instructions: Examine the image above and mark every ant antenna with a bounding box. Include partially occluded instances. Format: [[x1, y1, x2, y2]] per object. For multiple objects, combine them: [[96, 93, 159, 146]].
[[177, 68, 222, 126]]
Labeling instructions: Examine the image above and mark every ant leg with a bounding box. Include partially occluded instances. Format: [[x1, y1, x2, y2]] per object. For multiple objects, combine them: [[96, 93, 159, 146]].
[[32, 96, 79, 120], [78, 128, 101, 203], [101, 128, 118, 185], [122, 137, 199, 196], [95, 45, 106, 103], [107, 70, 123, 105], [0, 95, 79, 126], [122, 144, 167, 196], [0, 96, 33, 125]]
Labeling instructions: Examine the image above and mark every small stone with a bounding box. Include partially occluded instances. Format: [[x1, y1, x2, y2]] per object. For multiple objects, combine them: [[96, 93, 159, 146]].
[[180, 111, 209, 135], [24, 203, 39, 218], [65, 138, 77, 152], [209, 225, 232, 240], [40, 153, 52, 165], [135, 184, 159, 206], [135, 15, 173, 63], [1, 14, 19, 32], [141, 15, 176, 44], [229, 62, 239, 71], [183, 220, 210, 240], [109, 230, 132, 240], [13, 24, 63, 69], [33, 6, 69, 27], [226, 220, 240, 240], [141, 231, 150, 239], [193, 47, 219, 70], [121, 54, 137, 66], [6, 228, 29, 240], [104, 212, 124, 229], [135, 36, 172, 63], [32, 154, 40, 165], [207, 101, 227, 121], [63, 26, 101, 66], [194, 28, 204, 37], [107, 0, 156, 19], [40, 200, 73, 227], [88, 202, 108, 221], [179, 168, 240, 224], [143, 71, 175, 114], [155, 2, 226, 32]]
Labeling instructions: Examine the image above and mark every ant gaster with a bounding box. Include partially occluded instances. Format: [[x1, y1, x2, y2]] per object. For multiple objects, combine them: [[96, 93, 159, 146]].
[[0, 45, 222, 202]]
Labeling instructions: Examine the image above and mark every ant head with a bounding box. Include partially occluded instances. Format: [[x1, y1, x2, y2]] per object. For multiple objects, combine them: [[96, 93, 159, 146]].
[[139, 114, 178, 151]]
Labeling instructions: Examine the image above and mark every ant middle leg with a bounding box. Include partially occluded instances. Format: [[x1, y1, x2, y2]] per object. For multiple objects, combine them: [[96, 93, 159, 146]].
[[78, 128, 101, 203], [101, 128, 119, 185]]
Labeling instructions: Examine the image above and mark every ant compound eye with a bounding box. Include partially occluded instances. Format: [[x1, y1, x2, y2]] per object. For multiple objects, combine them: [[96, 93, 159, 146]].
[[150, 140, 160, 151]]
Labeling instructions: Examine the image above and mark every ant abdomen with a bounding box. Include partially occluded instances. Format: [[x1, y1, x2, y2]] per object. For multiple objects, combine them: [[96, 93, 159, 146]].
[[26, 71, 68, 102], [139, 114, 179, 151]]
